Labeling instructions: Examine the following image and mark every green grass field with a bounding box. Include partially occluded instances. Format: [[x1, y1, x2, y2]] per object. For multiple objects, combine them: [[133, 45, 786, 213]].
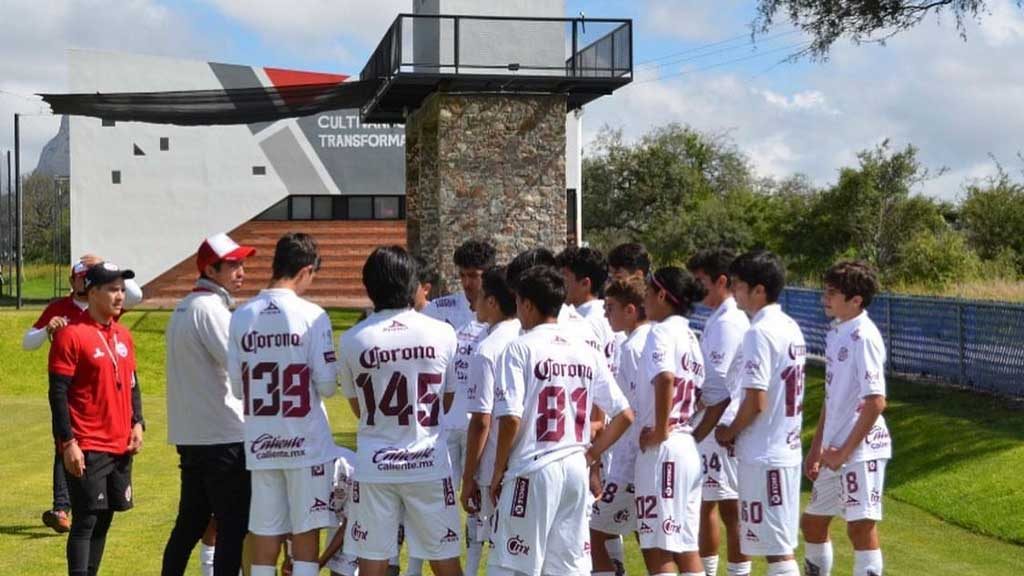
[[1, 308, 1023, 574]]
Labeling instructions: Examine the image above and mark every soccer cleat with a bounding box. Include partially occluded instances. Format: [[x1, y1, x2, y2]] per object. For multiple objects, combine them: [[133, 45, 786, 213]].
[[42, 509, 70, 533], [613, 559, 626, 576]]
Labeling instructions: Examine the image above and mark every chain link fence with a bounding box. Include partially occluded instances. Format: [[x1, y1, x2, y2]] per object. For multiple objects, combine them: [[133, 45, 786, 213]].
[[691, 288, 1024, 397]]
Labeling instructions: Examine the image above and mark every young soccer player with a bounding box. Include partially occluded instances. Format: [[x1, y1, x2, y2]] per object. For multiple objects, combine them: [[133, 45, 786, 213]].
[[590, 276, 651, 576], [227, 233, 339, 576], [607, 242, 651, 282], [48, 262, 145, 576], [634, 267, 707, 576], [556, 246, 617, 361], [687, 249, 751, 576], [421, 239, 497, 329], [801, 261, 890, 576], [339, 246, 462, 576], [715, 250, 806, 576], [461, 266, 521, 548], [488, 265, 634, 576], [412, 255, 437, 312]]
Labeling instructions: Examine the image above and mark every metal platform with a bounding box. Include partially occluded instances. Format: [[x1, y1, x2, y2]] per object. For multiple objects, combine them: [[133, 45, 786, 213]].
[[359, 14, 633, 123]]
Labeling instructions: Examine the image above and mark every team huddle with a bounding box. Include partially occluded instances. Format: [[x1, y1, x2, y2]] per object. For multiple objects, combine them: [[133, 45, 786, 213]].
[[36, 232, 891, 576]]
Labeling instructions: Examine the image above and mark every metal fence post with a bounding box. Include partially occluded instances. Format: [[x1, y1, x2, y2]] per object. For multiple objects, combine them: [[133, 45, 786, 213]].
[[957, 299, 966, 386], [885, 296, 894, 377]]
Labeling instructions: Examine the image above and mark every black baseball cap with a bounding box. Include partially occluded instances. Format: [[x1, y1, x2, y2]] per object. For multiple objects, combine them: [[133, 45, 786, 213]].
[[84, 261, 135, 289]]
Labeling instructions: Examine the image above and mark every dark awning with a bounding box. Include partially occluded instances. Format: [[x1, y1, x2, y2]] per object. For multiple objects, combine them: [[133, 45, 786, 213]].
[[38, 80, 381, 126]]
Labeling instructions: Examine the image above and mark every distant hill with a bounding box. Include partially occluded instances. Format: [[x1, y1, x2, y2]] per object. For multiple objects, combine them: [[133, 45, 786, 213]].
[[35, 115, 68, 178]]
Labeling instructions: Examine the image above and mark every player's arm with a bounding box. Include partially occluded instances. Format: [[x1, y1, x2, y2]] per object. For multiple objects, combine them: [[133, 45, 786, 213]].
[[123, 278, 144, 310], [23, 326, 51, 350], [310, 312, 339, 398], [639, 370, 675, 450], [196, 302, 231, 367], [805, 402, 828, 480], [588, 359, 635, 463], [48, 330, 85, 477], [716, 329, 770, 445], [489, 414, 520, 507], [24, 304, 62, 350], [488, 344, 525, 507], [129, 371, 145, 454], [226, 319, 243, 400], [462, 411, 490, 512], [692, 398, 729, 443], [319, 519, 346, 568]]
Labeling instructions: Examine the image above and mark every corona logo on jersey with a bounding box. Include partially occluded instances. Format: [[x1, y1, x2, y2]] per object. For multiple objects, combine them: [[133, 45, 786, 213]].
[[506, 535, 530, 556], [533, 358, 594, 381], [679, 352, 705, 377], [788, 343, 807, 360], [241, 331, 301, 353], [358, 345, 437, 369]]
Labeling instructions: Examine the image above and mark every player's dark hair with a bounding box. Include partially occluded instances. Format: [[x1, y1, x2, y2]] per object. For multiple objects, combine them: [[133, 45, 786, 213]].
[[729, 250, 786, 303], [515, 265, 565, 318], [453, 239, 497, 270], [556, 246, 608, 297], [482, 265, 517, 317], [605, 276, 647, 320], [647, 266, 707, 316], [414, 255, 438, 286], [362, 246, 417, 311], [506, 248, 556, 290], [271, 233, 320, 280], [823, 260, 879, 308], [607, 242, 651, 275], [687, 248, 736, 287]]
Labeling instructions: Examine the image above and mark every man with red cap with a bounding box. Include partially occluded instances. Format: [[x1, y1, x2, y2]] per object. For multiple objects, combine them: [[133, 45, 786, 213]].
[[49, 261, 145, 576], [26, 254, 143, 533], [162, 232, 256, 576]]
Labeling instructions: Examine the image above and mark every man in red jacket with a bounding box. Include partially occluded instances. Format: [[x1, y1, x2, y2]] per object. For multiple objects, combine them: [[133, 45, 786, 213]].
[[49, 262, 145, 576]]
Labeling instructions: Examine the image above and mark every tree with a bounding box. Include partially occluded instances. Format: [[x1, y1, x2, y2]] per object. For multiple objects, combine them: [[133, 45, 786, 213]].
[[21, 171, 69, 263], [959, 168, 1024, 270], [753, 0, 1020, 61]]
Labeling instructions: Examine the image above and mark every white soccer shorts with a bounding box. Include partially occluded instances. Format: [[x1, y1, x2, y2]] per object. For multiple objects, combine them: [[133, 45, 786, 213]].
[[344, 477, 461, 561], [633, 433, 701, 553], [805, 459, 887, 522], [698, 434, 739, 501], [488, 452, 593, 576], [737, 462, 800, 557], [249, 463, 334, 536], [589, 480, 636, 536]]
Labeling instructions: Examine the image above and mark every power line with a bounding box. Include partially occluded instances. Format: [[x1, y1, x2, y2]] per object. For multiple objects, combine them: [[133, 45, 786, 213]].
[[636, 25, 797, 67], [637, 29, 803, 71], [630, 41, 812, 85]]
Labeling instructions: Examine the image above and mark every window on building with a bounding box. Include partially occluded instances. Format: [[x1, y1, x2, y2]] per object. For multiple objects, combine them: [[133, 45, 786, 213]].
[[160, 137, 169, 151], [254, 195, 405, 221], [252, 165, 267, 176], [112, 170, 121, 184]]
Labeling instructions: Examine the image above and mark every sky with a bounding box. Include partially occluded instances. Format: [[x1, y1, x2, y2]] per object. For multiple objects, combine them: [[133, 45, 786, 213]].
[[0, 0, 1022, 201]]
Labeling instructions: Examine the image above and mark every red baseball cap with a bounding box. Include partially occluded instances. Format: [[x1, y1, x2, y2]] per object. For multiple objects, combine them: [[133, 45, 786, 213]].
[[71, 260, 90, 278], [196, 233, 256, 274]]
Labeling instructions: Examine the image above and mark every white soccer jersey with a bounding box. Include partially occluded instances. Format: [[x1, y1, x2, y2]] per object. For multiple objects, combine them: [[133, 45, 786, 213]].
[[466, 318, 522, 486], [735, 304, 807, 467], [422, 292, 475, 331], [605, 322, 652, 484], [575, 299, 621, 369], [638, 315, 705, 435], [338, 308, 458, 483], [696, 297, 749, 426], [558, 304, 602, 353], [493, 323, 630, 478], [823, 311, 891, 462], [227, 288, 339, 470], [326, 447, 358, 574], [443, 319, 488, 431]]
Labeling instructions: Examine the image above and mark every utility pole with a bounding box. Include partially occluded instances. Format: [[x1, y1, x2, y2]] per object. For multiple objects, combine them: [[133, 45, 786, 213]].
[[15, 114, 22, 309]]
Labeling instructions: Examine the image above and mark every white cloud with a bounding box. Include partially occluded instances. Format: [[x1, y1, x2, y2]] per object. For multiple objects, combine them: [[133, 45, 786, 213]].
[[583, 0, 1024, 201], [641, 0, 746, 42]]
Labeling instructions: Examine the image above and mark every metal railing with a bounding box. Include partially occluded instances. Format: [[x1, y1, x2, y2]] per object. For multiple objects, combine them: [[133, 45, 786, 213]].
[[360, 14, 632, 82], [690, 288, 1024, 397]]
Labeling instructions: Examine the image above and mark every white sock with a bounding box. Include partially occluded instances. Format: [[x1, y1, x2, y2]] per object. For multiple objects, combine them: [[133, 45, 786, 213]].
[[292, 560, 320, 576], [726, 561, 751, 576], [407, 557, 425, 576], [701, 554, 719, 575], [390, 555, 401, 567], [765, 559, 800, 576], [804, 541, 834, 576], [199, 543, 215, 576], [593, 572, 616, 576], [467, 540, 484, 576], [682, 572, 706, 576], [854, 549, 883, 576], [606, 536, 625, 563], [651, 573, 677, 576], [251, 566, 276, 576]]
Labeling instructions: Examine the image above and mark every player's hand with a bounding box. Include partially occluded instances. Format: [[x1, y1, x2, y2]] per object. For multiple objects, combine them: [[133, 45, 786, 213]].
[[714, 425, 735, 447], [46, 316, 68, 335], [281, 556, 293, 576], [589, 465, 603, 498], [128, 423, 144, 454], [63, 442, 86, 478], [804, 452, 822, 481], [639, 427, 667, 451], [461, 477, 480, 514], [821, 446, 845, 471], [489, 480, 502, 508]]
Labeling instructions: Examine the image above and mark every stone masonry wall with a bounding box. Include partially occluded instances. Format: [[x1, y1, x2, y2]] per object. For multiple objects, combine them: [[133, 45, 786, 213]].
[[405, 92, 567, 294]]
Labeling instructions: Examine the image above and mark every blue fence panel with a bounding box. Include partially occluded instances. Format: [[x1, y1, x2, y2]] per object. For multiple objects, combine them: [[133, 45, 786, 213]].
[[961, 301, 1024, 396]]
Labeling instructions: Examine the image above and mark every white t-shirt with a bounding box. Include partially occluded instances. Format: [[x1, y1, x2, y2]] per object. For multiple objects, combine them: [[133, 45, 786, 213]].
[[638, 315, 705, 435], [823, 312, 892, 462], [695, 297, 749, 427], [558, 304, 602, 353], [166, 279, 245, 445], [227, 288, 339, 470], [422, 292, 475, 331], [575, 299, 621, 370], [444, 320, 488, 431], [466, 318, 522, 486], [735, 304, 807, 467], [326, 446, 357, 574], [605, 322, 652, 484], [493, 323, 630, 478], [339, 308, 458, 483]]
